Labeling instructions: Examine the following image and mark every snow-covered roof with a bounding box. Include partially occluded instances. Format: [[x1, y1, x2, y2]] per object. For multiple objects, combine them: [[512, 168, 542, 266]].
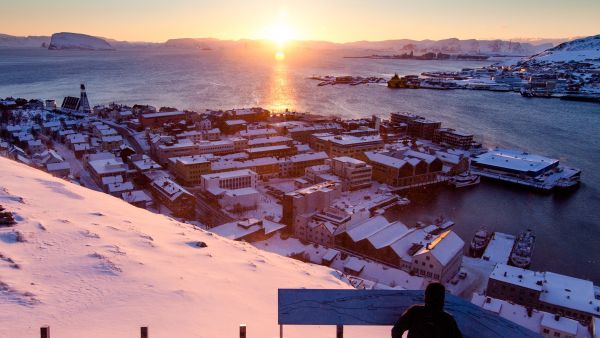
[[317, 134, 382, 145], [413, 230, 464, 266], [489, 264, 544, 291], [46, 162, 71, 171], [88, 158, 128, 175], [121, 190, 152, 203], [322, 249, 340, 262], [224, 119, 247, 126], [346, 216, 391, 242], [541, 272, 599, 315], [482, 232, 515, 264], [245, 145, 290, 153], [540, 313, 578, 335], [344, 257, 366, 273], [473, 148, 558, 173], [284, 151, 328, 163], [151, 177, 193, 201], [201, 169, 256, 180], [365, 152, 408, 168], [107, 181, 134, 193], [141, 111, 185, 118], [366, 221, 410, 249], [247, 136, 291, 146]]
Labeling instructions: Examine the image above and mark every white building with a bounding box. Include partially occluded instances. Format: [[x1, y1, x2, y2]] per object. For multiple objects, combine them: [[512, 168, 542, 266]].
[[330, 156, 373, 191]]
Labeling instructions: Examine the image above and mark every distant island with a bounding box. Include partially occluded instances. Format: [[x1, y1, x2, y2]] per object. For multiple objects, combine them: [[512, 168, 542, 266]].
[[345, 52, 490, 61], [48, 32, 114, 51]]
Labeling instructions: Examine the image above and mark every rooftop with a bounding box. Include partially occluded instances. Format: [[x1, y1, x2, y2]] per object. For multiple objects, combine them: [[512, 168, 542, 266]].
[[473, 148, 559, 174]]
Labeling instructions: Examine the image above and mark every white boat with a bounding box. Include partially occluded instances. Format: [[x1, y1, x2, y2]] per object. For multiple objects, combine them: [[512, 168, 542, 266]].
[[449, 173, 480, 188], [509, 229, 535, 269]]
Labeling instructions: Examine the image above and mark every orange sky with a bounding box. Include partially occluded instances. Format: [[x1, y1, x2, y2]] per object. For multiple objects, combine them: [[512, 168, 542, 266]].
[[3, 0, 599, 42]]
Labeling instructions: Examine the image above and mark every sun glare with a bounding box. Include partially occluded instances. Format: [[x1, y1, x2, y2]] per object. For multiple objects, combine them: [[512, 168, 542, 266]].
[[275, 50, 285, 61]]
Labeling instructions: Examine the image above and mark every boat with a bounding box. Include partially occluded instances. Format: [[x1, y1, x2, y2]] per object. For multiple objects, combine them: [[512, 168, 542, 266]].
[[449, 172, 480, 188], [509, 229, 535, 269], [469, 227, 491, 257]]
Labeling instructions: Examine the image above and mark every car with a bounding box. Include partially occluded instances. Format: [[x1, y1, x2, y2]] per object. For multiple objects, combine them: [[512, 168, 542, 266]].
[[458, 271, 467, 279], [450, 278, 459, 285]]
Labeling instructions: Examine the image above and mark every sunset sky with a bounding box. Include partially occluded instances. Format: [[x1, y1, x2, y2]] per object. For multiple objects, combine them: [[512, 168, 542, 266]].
[[3, 0, 599, 42]]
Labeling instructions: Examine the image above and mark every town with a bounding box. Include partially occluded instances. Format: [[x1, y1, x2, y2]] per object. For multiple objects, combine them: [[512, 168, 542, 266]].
[[1, 85, 597, 338]]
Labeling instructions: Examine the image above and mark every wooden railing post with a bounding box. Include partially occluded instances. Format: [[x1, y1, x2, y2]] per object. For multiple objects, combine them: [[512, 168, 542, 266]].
[[239, 324, 246, 338], [140, 326, 149, 338], [40, 326, 50, 338], [336, 325, 343, 338], [279, 324, 283, 338]]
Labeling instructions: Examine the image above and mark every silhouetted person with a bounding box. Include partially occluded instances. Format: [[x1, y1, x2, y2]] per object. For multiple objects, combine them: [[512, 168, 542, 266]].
[[391, 283, 463, 338]]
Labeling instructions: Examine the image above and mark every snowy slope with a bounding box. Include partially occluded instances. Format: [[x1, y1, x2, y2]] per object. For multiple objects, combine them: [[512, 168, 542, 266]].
[[524, 34, 600, 63], [48, 32, 114, 51], [0, 157, 383, 338]]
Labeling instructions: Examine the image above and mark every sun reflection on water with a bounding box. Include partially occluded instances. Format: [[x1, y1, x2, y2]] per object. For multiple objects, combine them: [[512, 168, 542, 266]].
[[266, 58, 296, 113]]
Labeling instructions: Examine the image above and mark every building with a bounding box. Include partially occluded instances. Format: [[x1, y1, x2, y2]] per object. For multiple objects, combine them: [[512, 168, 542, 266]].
[[433, 128, 474, 149], [121, 190, 153, 209], [486, 264, 600, 324], [410, 230, 464, 282], [330, 156, 372, 191], [200, 169, 260, 210], [245, 144, 296, 159], [246, 136, 293, 148], [471, 294, 589, 338], [149, 177, 196, 218], [27, 139, 45, 154], [86, 154, 128, 187], [169, 155, 211, 185], [279, 152, 329, 177], [281, 181, 342, 236], [334, 218, 463, 282], [211, 218, 286, 242], [60, 84, 91, 114], [200, 169, 258, 194], [239, 128, 278, 140], [211, 157, 280, 179], [310, 134, 384, 160], [365, 150, 444, 188], [390, 112, 441, 140], [100, 135, 123, 151], [139, 111, 187, 128], [472, 149, 559, 177], [46, 162, 71, 178]]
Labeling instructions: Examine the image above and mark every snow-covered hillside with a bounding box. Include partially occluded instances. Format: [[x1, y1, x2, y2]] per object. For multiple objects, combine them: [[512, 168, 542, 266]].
[[48, 32, 114, 51], [524, 34, 600, 63], [0, 157, 380, 338]]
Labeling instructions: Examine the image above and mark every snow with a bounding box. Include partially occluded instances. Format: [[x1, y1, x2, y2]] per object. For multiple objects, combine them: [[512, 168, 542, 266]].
[[489, 264, 544, 291], [482, 232, 515, 264], [0, 157, 372, 338], [526, 34, 600, 63], [48, 32, 114, 51], [540, 313, 578, 335]]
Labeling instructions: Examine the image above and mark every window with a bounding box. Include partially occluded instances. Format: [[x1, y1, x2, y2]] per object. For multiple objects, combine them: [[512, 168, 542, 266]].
[[554, 332, 560, 337]]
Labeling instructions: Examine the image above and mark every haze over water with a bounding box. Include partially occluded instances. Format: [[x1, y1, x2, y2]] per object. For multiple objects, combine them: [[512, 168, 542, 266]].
[[1, 47, 599, 282]]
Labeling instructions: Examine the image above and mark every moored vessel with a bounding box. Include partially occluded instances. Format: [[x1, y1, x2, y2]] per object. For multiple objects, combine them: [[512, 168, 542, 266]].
[[509, 229, 535, 269]]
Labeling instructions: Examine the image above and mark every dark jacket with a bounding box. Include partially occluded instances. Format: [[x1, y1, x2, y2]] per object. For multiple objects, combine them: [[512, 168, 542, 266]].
[[391, 305, 463, 338]]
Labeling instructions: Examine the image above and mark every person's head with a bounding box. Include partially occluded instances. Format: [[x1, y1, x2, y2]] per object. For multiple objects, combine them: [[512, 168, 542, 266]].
[[424, 282, 445, 311]]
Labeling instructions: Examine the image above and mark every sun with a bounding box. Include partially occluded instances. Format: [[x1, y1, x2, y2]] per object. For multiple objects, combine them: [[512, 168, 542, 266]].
[[274, 50, 285, 61]]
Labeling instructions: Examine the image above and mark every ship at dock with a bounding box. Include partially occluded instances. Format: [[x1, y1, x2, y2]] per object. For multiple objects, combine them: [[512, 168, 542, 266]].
[[469, 227, 491, 257], [509, 229, 535, 269]]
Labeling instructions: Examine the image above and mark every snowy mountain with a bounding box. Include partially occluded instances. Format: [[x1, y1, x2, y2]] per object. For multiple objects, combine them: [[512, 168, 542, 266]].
[[0, 157, 369, 338], [48, 32, 114, 51], [522, 34, 600, 63], [0, 34, 50, 48]]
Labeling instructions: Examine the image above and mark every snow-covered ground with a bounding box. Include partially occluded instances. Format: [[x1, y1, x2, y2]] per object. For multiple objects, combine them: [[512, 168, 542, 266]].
[[0, 157, 393, 338]]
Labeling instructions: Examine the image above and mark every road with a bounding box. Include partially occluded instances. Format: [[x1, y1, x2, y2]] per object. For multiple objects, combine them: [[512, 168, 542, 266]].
[[53, 142, 102, 192], [102, 120, 145, 153]]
